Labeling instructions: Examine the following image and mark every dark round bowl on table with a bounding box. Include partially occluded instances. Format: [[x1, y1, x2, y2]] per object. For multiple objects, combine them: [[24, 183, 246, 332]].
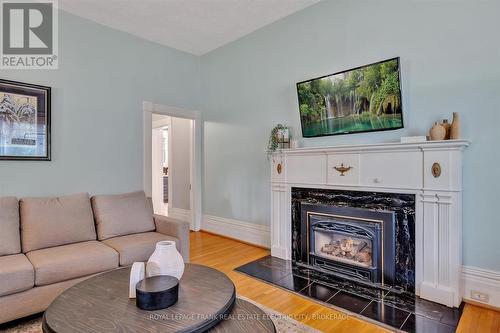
[[135, 275, 180, 311]]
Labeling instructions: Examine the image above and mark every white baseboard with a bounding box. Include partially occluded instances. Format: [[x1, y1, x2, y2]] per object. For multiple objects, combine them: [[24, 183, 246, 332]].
[[462, 266, 500, 308], [169, 208, 191, 222], [202, 215, 271, 248]]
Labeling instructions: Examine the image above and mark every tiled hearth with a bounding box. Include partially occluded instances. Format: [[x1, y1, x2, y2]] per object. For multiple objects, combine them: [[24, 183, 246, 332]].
[[235, 256, 463, 333]]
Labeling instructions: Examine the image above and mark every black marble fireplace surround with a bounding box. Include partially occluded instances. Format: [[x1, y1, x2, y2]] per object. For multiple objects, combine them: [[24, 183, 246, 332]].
[[292, 187, 415, 293], [235, 188, 463, 332]]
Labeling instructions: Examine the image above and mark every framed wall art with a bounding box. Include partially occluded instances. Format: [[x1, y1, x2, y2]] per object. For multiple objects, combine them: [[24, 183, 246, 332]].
[[0, 79, 51, 160]]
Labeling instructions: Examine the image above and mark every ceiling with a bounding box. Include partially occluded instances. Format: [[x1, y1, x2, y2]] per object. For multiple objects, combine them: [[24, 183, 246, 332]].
[[60, 0, 320, 56]]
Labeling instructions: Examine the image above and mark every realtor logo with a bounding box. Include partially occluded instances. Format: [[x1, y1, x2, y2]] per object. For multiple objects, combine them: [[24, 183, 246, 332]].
[[1, 0, 58, 69]]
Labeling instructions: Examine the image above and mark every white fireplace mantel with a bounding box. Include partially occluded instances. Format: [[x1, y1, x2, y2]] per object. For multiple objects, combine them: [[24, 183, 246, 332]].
[[269, 139, 470, 307]]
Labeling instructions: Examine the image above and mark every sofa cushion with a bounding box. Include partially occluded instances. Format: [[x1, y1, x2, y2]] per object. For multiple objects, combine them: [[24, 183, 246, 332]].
[[0, 254, 34, 296], [91, 191, 155, 240], [26, 241, 118, 286], [102, 232, 179, 266], [0, 197, 21, 256], [20, 193, 97, 252]]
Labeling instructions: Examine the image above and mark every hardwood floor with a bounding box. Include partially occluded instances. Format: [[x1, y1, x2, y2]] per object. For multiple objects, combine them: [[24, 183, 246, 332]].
[[190, 231, 500, 333]]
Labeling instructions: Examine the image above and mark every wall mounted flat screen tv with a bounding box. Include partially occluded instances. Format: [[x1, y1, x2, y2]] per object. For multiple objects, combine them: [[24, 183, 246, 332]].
[[297, 57, 403, 138]]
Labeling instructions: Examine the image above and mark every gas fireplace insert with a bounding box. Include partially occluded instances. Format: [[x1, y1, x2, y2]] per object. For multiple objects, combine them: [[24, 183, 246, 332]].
[[299, 203, 396, 286]]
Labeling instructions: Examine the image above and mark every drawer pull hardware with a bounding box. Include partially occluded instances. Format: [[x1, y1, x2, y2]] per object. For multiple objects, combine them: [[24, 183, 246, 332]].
[[333, 164, 352, 176], [276, 163, 282, 174], [432, 162, 441, 178]]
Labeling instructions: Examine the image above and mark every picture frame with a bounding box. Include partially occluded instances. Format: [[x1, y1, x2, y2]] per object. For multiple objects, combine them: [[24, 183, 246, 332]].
[[0, 79, 51, 160]]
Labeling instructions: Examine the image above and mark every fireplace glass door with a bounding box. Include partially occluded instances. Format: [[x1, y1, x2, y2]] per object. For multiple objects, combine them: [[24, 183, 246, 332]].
[[307, 214, 384, 283]]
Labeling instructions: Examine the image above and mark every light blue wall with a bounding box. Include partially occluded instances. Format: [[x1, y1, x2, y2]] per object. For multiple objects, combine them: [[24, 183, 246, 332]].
[[200, 0, 500, 271], [0, 11, 200, 197], [1, 1, 498, 272]]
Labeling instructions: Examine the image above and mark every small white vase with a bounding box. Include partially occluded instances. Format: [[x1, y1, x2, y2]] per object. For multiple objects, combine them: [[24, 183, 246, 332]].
[[146, 240, 184, 279], [129, 262, 145, 298]]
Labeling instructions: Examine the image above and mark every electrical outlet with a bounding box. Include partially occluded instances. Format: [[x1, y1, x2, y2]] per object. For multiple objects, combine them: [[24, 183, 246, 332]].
[[471, 290, 490, 303]]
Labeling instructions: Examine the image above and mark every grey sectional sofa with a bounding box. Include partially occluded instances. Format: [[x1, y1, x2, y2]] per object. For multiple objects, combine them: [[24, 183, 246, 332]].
[[0, 191, 190, 324]]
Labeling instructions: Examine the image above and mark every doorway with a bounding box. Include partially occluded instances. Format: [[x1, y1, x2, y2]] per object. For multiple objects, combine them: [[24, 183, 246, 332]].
[[151, 113, 193, 219], [151, 114, 170, 216], [143, 102, 202, 231]]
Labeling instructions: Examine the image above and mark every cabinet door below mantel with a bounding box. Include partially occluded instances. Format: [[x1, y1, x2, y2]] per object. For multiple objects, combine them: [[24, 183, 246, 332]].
[[360, 152, 423, 189], [285, 154, 327, 185]]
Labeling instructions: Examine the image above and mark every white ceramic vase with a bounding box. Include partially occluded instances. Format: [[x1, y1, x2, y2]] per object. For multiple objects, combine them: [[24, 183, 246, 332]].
[[129, 262, 145, 298], [146, 240, 184, 279]]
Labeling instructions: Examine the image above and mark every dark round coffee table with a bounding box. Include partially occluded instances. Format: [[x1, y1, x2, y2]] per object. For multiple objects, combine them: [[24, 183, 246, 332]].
[[42, 264, 275, 333]]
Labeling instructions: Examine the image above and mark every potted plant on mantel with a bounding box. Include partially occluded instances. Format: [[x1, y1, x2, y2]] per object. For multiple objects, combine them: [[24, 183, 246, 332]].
[[267, 124, 290, 152]]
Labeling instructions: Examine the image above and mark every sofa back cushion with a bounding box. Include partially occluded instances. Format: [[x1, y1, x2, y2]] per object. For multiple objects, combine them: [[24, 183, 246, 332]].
[[20, 193, 97, 252], [0, 197, 21, 256], [91, 191, 155, 240]]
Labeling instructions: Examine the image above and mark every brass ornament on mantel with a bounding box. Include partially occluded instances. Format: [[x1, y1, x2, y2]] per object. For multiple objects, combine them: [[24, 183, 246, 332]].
[[276, 163, 282, 174], [334, 164, 352, 176], [432, 162, 442, 178]]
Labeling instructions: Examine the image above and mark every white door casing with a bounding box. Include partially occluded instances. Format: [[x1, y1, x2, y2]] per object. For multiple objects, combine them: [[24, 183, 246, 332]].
[[143, 101, 203, 231], [151, 126, 164, 214]]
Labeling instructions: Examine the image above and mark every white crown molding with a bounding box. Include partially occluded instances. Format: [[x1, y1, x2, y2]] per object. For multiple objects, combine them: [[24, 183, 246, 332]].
[[202, 215, 270, 248], [462, 266, 500, 308]]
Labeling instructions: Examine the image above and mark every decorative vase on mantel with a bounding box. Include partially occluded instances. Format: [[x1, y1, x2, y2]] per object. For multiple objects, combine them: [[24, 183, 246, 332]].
[[441, 119, 451, 140], [146, 241, 185, 279], [450, 112, 461, 139], [429, 122, 446, 141]]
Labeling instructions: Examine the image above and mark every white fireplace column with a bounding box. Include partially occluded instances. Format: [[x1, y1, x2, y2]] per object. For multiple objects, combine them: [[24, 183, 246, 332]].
[[270, 182, 291, 260], [269, 140, 469, 307]]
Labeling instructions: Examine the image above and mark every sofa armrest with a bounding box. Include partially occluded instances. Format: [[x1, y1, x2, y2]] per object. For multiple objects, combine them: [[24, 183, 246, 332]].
[[154, 214, 190, 262]]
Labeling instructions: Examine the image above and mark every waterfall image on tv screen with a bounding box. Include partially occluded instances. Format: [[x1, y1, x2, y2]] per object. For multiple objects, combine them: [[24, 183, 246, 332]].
[[297, 58, 403, 137]]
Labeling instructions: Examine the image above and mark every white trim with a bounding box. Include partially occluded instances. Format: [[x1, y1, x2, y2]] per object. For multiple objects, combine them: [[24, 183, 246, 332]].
[[169, 207, 192, 222], [152, 117, 170, 129], [145, 101, 199, 120], [143, 101, 203, 231], [151, 126, 165, 214], [462, 266, 500, 308], [167, 117, 173, 213], [202, 215, 271, 248]]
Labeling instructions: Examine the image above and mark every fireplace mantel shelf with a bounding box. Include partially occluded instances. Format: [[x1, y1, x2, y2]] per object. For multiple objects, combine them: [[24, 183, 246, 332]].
[[269, 139, 469, 307], [270, 139, 470, 155]]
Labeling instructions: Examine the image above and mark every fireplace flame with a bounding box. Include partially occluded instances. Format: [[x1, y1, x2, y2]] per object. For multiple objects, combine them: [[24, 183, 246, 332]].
[[340, 238, 354, 253]]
